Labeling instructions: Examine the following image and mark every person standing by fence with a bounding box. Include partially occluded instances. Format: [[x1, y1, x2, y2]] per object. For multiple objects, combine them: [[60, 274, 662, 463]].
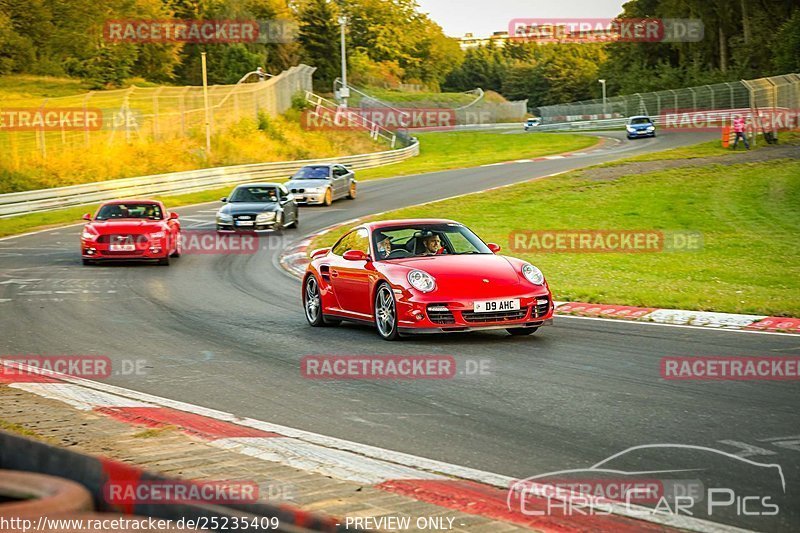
[[732, 116, 750, 150]]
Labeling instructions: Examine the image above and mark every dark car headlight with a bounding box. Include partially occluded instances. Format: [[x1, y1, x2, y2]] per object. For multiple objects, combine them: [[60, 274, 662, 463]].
[[256, 212, 277, 223]]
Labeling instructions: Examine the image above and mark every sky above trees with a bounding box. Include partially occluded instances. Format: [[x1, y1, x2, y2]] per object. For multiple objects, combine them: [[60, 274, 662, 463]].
[[415, 0, 627, 37]]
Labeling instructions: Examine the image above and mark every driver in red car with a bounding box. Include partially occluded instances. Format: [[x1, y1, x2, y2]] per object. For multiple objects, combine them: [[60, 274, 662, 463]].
[[420, 233, 443, 255]]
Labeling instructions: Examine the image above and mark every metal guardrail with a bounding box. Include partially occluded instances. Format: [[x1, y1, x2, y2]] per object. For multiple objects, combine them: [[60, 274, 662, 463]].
[[533, 117, 630, 131], [0, 143, 419, 218]]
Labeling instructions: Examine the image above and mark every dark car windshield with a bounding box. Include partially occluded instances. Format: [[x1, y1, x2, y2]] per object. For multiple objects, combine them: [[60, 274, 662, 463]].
[[372, 223, 492, 260], [95, 203, 162, 220], [229, 186, 279, 203], [292, 166, 330, 180], [629, 117, 652, 125]]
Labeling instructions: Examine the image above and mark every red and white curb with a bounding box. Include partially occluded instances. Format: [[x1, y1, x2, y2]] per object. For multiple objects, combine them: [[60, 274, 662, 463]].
[[1, 360, 741, 532]]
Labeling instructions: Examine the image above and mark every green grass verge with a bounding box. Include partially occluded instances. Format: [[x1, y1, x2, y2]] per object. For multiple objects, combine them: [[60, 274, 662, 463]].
[[358, 132, 597, 180], [312, 158, 800, 317], [0, 130, 596, 238]]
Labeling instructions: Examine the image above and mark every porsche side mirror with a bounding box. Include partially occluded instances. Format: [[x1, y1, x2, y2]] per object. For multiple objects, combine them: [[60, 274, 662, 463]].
[[343, 250, 369, 261], [487, 243, 501, 253], [82, 213, 92, 221], [169, 212, 179, 220], [220, 197, 228, 203]]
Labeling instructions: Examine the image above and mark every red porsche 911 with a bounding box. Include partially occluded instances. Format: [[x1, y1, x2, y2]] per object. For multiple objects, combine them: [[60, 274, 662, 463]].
[[80, 200, 181, 265], [302, 219, 553, 340]]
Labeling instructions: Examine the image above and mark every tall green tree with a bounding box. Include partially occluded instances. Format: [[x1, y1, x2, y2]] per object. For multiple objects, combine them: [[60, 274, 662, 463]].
[[296, 0, 340, 91]]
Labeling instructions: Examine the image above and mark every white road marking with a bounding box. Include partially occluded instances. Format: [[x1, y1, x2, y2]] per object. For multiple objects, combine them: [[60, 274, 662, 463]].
[[212, 437, 445, 485], [9, 383, 152, 410]]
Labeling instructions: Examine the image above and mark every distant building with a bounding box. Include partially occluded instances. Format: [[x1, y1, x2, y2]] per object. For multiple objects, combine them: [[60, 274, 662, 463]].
[[458, 31, 509, 50], [459, 24, 616, 49]]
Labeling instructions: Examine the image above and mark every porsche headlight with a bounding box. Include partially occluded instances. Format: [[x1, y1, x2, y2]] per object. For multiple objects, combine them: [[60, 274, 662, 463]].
[[407, 270, 436, 293], [522, 263, 545, 285], [256, 212, 276, 223], [217, 213, 233, 222]]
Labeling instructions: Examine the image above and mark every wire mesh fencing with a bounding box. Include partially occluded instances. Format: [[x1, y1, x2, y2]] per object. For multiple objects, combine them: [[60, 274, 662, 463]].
[[535, 74, 800, 129], [0, 64, 316, 163]]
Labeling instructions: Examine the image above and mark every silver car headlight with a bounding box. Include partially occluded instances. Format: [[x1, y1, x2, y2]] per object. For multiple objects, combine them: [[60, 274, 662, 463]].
[[217, 213, 232, 222], [256, 212, 276, 223], [407, 270, 436, 293], [522, 263, 545, 285]]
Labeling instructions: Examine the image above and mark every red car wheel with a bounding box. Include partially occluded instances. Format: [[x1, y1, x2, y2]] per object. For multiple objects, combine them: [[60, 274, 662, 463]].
[[374, 283, 400, 341]]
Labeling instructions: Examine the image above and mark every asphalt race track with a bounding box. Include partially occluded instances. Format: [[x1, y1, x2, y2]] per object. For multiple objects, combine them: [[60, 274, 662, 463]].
[[2, 130, 798, 531]]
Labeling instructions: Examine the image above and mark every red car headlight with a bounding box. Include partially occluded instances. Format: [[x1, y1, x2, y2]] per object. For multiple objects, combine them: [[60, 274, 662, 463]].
[[407, 270, 436, 293], [81, 229, 98, 241], [522, 263, 545, 285]]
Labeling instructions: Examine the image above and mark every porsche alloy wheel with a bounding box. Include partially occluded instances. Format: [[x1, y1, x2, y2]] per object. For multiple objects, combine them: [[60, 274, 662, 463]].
[[375, 284, 399, 341], [304, 276, 340, 326], [304, 276, 323, 326]]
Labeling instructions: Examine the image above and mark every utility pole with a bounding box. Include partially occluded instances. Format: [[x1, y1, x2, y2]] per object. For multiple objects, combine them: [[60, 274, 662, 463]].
[[338, 16, 349, 108], [201, 52, 212, 156], [599, 79, 607, 117]]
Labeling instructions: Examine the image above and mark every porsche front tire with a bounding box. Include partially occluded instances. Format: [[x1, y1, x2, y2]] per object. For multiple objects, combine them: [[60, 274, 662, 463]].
[[374, 283, 400, 341]]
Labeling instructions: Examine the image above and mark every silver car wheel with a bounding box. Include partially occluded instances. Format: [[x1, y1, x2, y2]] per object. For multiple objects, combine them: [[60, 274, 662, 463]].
[[375, 285, 396, 338], [304, 277, 321, 323]]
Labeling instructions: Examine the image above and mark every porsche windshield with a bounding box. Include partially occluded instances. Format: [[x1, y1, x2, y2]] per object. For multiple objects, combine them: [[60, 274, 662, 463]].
[[292, 166, 330, 180], [95, 203, 162, 220], [229, 186, 279, 203], [372, 224, 492, 260]]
